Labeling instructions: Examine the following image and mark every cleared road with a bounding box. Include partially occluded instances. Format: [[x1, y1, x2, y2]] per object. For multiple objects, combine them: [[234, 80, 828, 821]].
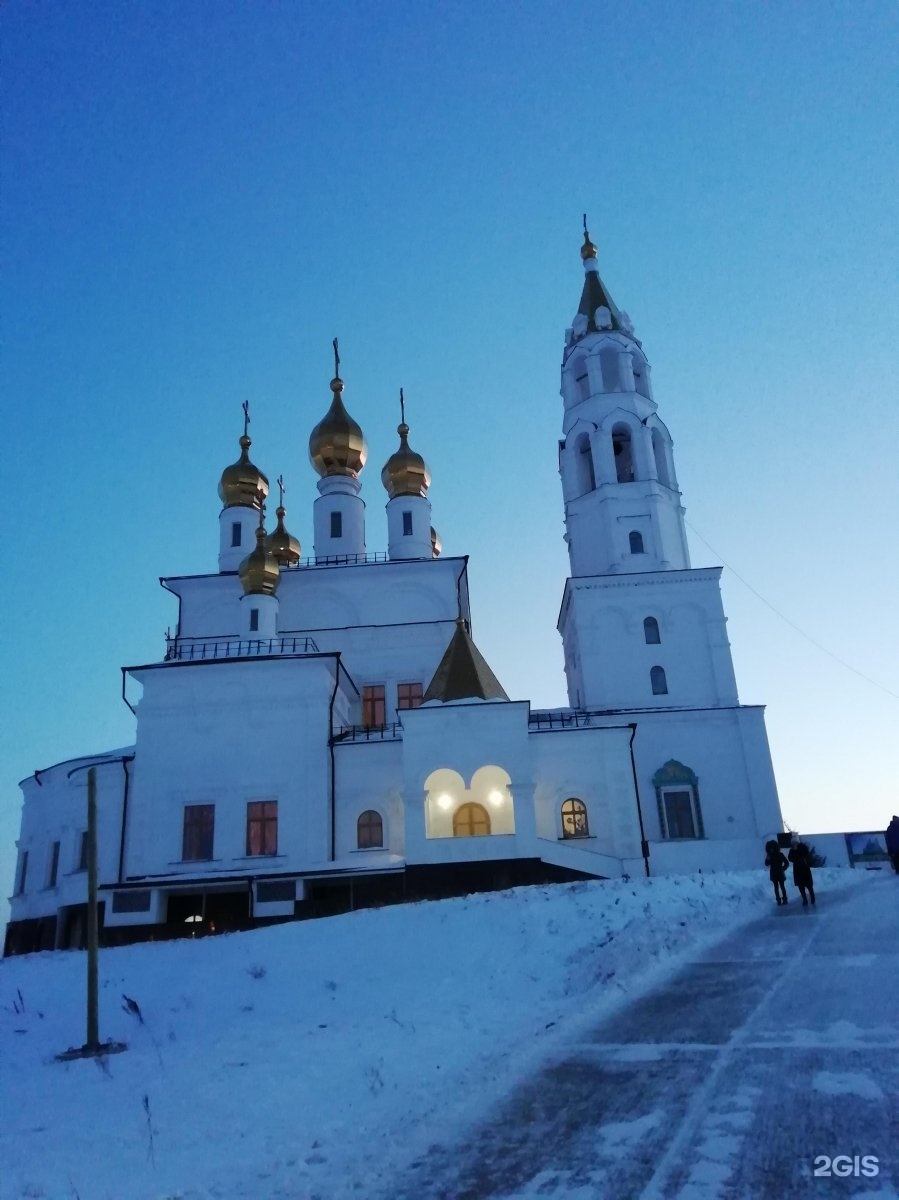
[[388, 876, 898, 1199]]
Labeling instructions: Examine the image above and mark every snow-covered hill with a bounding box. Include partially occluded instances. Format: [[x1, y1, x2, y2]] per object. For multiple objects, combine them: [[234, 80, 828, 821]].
[[0, 869, 865, 1200]]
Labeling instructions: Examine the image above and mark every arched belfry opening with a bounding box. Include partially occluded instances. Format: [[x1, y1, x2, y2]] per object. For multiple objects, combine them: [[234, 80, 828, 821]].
[[575, 433, 596, 493], [652, 429, 671, 487], [612, 424, 635, 483]]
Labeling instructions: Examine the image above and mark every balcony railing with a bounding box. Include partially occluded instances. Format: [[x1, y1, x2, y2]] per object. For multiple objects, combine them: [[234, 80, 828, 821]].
[[284, 551, 390, 569], [528, 709, 595, 730], [164, 635, 320, 662], [333, 723, 403, 743]]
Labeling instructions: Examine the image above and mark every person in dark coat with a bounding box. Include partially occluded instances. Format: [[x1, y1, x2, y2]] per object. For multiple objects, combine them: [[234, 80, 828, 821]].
[[885, 816, 899, 874], [765, 839, 789, 905], [788, 839, 816, 906]]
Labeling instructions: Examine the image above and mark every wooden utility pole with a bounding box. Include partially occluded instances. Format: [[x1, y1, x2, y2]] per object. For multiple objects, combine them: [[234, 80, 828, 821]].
[[57, 764, 126, 1062]]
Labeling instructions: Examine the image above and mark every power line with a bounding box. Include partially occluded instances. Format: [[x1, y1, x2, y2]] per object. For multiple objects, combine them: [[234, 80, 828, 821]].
[[685, 519, 899, 703]]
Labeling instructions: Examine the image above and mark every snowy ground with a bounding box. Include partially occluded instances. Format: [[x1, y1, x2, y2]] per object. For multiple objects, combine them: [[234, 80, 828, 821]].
[[0, 868, 891, 1200]]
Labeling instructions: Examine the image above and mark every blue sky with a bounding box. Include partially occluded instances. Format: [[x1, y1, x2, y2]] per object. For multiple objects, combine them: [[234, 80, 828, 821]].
[[2, 1, 897, 910]]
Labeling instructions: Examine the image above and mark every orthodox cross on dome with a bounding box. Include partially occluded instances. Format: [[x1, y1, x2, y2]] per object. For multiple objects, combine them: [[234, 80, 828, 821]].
[[242, 399, 251, 437], [583, 212, 589, 237], [332, 337, 341, 379], [276, 474, 286, 506], [399, 387, 405, 425]]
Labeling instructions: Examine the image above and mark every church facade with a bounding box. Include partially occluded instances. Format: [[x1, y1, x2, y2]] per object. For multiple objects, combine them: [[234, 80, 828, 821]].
[[5, 229, 783, 955]]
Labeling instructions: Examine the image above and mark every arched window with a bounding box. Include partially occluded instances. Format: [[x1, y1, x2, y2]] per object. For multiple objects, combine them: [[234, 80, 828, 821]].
[[612, 424, 635, 483], [561, 798, 589, 839], [653, 761, 704, 840], [575, 433, 596, 493], [651, 666, 668, 695], [453, 802, 491, 837], [644, 617, 661, 644], [357, 810, 383, 849], [629, 531, 644, 554], [632, 350, 652, 400]]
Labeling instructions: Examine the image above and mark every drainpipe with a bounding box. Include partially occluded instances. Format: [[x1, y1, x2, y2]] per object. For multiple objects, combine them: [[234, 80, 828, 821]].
[[328, 655, 341, 862], [628, 723, 651, 877], [117, 756, 134, 883]]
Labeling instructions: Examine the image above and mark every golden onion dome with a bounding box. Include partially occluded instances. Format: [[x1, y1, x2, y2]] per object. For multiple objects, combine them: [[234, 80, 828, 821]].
[[581, 229, 598, 261], [219, 434, 269, 510], [265, 506, 301, 566], [431, 526, 442, 558], [309, 377, 367, 478], [239, 525, 281, 596], [381, 423, 431, 499]]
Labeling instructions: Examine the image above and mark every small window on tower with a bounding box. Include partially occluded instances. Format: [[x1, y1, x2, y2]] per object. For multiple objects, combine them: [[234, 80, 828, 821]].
[[644, 617, 661, 645], [402, 511, 413, 536], [651, 666, 668, 695], [629, 531, 644, 554], [249, 608, 259, 632], [330, 511, 342, 538], [231, 522, 242, 547]]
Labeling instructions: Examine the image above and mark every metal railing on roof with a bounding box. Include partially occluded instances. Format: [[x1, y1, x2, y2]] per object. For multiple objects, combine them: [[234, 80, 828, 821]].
[[164, 635, 320, 662], [528, 709, 594, 730], [284, 551, 390, 569], [333, 722, 402, 743]]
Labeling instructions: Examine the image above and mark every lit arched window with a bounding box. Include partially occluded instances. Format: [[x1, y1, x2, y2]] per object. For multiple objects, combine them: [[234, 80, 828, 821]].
[[651, 666, 668, 695], [644, 617, 661, 644], [453, 802, 491, 837], [629, 531, 644, 554], [561, 798, 589, 839], [357, 810, 383, 849]]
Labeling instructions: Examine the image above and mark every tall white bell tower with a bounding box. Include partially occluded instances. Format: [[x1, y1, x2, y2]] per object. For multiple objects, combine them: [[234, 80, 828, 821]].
[[558, 224, 739, 712]]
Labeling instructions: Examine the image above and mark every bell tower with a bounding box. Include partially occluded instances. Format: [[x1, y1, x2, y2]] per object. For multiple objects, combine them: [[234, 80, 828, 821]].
[[557, 223, 738, 712], [559, 220, 690, 579]]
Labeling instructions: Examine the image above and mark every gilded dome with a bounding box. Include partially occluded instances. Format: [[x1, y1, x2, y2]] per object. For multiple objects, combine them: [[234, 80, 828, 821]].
[[265, 506, 301, 566], [381, 423, 431, 499], [239, 526, 281, 596], [431, 526, 442, 558], [309, 377, 367, 478], [219, 434, 269, 510], [580, 229, 598, 261]]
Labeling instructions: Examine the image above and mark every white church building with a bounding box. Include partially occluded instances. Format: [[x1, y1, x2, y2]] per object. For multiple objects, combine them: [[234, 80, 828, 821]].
[[5, 228, 783, 955]]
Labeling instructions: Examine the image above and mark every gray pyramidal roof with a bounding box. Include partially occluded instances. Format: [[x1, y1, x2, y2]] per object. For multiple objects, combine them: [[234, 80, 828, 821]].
[[422, 620, 509, 704], [578, 267, 623, 334]]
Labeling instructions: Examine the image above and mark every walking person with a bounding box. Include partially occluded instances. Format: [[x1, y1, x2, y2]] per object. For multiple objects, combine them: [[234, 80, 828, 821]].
[[765, 839, 789, 906], [788, 838, 816, 907], [885, 816, 899, 874]]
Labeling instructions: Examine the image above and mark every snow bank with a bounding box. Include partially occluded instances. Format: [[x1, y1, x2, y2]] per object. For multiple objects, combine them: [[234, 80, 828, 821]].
[[0, 868, 864, 1200]]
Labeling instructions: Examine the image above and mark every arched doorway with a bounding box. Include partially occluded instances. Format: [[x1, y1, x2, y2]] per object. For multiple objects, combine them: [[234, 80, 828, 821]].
[[453, 802, 491, 837]]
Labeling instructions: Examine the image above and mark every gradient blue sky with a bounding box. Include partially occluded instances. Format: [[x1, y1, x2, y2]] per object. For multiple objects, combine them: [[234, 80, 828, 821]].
[[3, 1, 897, 913]]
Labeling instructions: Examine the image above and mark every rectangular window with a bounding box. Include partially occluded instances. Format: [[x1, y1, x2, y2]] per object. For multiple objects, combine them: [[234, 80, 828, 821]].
[[330, 511, 342, 538], [231, 522, 242, 547], [397, 681, 423, 711], [249, 607, 259, 632], [663, 789, 696, 839], [256, 879, 295, 903], [78, 831, 89, 871], [48, 841, 60, 888], [246, 800, 278, 856], [15, 850, 28, 895], [362, 684, 386, 728], [182, 804, 215, 861], [112, 890, 151, 913], [402, 511, 413, 536]]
